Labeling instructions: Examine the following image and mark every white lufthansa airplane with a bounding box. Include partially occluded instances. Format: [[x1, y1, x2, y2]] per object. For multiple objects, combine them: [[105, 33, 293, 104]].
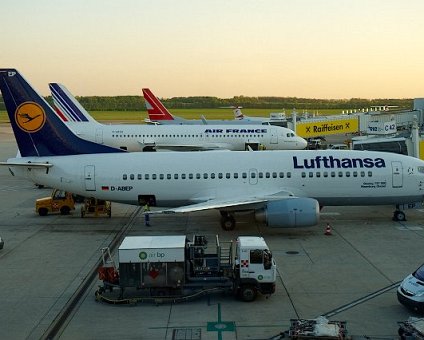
[[50, 83, 306, 151], [1, 69, 424, 231], [143, 88, 288, 127]]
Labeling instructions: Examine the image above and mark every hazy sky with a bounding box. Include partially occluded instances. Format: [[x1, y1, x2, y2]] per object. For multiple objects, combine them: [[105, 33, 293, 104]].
[[2, 0, 424, 98]]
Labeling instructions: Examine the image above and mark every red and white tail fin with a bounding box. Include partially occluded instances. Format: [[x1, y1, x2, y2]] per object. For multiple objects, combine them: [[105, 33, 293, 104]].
[[142, 88, 174, 121]]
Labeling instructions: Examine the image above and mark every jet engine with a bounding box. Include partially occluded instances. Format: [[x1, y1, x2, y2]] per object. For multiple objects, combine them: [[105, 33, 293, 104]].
[[255, 198, 319, 228]]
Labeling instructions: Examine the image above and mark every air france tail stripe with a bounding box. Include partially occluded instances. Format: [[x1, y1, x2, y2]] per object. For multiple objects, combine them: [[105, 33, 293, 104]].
[[50, 84, 89, 122], [50, 84, 84, 122], [142, 89, 173, 119], [54, 106, 68, 122]]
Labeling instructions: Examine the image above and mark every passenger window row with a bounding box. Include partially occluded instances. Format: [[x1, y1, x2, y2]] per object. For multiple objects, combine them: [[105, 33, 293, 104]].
[[122, 171, 292, 181], [111, 134, 265, 138], [301, 170, 372, 178]]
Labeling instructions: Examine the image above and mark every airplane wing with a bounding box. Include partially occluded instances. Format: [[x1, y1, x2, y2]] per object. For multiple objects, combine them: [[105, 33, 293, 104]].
[[139, 142, 228, 152], [150, 190, 295, 214], [0, 162, 53, 169]]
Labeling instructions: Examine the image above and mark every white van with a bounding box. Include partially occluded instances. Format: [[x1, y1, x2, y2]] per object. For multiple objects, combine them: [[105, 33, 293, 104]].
[[397, 263, 424, 313]]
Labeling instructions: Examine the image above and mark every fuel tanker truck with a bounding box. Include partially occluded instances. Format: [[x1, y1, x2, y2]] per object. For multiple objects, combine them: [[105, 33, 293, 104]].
[[96, 234, 276, 303]]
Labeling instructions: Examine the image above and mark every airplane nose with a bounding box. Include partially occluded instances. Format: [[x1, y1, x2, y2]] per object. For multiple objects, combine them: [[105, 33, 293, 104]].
[[299, 138, 307, 149]]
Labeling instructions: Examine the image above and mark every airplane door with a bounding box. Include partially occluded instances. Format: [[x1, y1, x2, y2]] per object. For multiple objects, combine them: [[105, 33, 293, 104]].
[[84, 165, 96, 191], [392, 161, 403, 188], [270, 128, 278, 144], [95, 128, 103, 144], [249, 168, 258, 185]]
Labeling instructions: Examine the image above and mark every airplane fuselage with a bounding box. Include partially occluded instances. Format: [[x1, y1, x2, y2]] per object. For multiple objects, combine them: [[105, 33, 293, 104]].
[[9, 150, 424, 208], [66, 122, 306, 151]]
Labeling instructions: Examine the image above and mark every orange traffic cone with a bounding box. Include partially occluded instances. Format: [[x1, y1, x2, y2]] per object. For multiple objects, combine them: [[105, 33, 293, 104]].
[[324, 223, 332, 236]]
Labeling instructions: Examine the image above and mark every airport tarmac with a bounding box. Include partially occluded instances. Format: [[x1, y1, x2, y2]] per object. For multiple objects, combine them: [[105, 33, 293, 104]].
[[0, 125, 423, 339]]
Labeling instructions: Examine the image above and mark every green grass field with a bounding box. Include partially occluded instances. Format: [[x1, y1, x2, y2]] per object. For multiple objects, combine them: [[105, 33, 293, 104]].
[[0, 108, 345, 124]]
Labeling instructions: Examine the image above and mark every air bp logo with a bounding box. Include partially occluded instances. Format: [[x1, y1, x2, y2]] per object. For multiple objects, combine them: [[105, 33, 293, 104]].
[[15, 102, 46, 133], [139, 252, 147, 260]]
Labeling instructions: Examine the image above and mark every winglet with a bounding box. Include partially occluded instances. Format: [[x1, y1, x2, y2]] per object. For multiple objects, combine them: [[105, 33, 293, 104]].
[[0, 69, 124, 157]]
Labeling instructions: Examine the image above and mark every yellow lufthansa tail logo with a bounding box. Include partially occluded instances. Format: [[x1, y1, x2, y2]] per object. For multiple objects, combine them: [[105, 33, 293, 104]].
[[15, 102, 46, 133]]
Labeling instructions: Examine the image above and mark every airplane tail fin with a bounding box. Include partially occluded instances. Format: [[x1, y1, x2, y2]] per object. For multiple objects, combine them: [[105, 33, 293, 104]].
[[0, 69, 124, 157], [49, 83, 98, 123], [234, 107, 244, 120], [142, 88, 175, 121]]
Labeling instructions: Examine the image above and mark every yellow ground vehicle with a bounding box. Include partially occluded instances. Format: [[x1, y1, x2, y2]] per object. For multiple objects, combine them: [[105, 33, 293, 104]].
[[81, 198, 111, 217], [36, 189, 75, 216]]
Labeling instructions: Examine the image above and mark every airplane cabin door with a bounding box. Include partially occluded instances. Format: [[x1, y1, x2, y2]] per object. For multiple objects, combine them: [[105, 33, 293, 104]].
[[270, 128, 278, 144], [391, 161, 403, 188], [84, 165, 96, 191], [249, 168, 258, 185], [95, 128, 103, 144]]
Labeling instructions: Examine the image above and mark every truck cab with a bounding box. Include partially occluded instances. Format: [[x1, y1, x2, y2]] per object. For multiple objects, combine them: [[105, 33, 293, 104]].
[[235, 236, 276, 301], [35, 189, 75, 216]]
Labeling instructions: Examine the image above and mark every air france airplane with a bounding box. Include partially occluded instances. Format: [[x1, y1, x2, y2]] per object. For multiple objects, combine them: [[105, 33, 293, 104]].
[[50, 83, 306, 151], [143, 88, 287, 127], [1, 69, 424, 231]]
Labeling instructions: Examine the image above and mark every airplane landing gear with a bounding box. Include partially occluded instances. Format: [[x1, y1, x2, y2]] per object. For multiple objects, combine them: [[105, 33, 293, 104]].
[[220, 212, 236, 231]]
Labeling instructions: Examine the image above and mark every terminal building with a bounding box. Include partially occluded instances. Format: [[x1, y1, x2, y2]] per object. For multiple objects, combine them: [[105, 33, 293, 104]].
[[283, 98, 424, 159]]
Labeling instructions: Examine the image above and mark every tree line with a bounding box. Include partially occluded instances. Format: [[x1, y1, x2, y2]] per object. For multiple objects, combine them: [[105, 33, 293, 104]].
[[0, 95, 413, 111]]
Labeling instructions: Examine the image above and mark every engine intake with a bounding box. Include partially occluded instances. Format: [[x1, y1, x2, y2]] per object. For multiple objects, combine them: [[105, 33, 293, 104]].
[[255, 198, 319, 228]]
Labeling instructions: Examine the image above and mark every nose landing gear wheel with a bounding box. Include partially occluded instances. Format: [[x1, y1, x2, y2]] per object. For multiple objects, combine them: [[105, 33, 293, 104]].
[[220, 215, 236, 231]]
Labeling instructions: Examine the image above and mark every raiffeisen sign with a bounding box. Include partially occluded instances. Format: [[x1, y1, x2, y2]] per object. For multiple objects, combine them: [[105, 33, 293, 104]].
[[296, 117, 359, 137]]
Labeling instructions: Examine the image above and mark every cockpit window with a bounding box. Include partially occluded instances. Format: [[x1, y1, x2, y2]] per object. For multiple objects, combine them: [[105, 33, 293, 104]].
[[418, 166, 424, 174]]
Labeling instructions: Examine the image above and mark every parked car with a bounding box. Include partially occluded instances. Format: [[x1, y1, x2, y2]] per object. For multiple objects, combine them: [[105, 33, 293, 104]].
[[397, 263, 424, 313]]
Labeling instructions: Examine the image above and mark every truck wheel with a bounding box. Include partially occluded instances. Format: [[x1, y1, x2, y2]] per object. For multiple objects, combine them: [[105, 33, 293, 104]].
[[239, 285, 257, 302], [38, 208, 48, 216], [60, 206, 70, 215], [393, 210, 406, 221]]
